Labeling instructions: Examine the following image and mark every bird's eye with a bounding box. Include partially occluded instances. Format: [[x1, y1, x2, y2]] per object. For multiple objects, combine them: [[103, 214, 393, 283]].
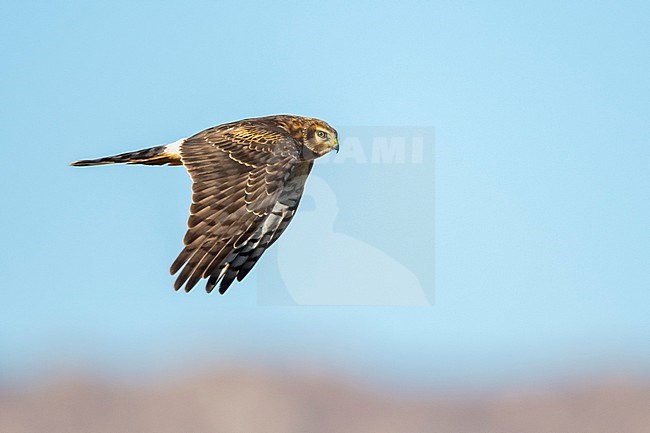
[[317, 131, 326, 139]]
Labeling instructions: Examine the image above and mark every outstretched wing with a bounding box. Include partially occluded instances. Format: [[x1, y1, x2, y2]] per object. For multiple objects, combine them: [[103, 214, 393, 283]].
[[171, 122, 305, 294]]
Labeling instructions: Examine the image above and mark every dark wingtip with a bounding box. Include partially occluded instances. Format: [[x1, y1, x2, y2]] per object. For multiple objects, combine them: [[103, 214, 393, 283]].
[[170, 255, 187, 276], [218, 278, 235, 295], [205, 271, 220, 293]]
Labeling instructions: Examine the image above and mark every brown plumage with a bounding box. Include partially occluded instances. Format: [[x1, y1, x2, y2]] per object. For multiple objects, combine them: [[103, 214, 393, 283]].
[[71, 115, 339, 294]]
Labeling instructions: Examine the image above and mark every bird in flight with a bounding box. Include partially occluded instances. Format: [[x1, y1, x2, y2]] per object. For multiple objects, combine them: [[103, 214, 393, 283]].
[[71, 115, 339, 294]]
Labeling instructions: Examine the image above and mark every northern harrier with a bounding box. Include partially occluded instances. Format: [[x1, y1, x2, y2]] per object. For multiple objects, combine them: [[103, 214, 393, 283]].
[[71, 115, 339, 294]]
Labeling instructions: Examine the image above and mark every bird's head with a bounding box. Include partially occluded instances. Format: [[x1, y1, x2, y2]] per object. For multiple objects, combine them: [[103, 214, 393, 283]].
[[301, 119, 339, 159]]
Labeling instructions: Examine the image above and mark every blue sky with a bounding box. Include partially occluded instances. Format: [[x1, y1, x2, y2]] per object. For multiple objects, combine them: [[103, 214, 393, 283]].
[[1, 1, 649, 389]]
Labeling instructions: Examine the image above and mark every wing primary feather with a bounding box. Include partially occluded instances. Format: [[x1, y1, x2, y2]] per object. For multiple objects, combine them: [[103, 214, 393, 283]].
[[206, 264, 229, 294], [219, 267, 239, 294]]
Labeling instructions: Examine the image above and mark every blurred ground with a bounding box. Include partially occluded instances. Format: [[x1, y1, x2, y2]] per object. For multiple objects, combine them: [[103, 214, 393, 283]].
[[1, 369, 648, 433]]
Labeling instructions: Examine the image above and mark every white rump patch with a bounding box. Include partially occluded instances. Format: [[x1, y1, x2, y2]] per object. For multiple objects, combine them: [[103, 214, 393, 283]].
[[164, 138, 186, 157]]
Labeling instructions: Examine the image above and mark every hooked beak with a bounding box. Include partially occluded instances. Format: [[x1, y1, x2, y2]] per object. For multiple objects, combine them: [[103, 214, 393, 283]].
[[332, 138, 339, 153]]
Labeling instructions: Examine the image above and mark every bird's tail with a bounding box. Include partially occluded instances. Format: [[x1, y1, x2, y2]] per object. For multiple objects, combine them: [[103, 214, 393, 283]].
[[70, 143, 183, 167]]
